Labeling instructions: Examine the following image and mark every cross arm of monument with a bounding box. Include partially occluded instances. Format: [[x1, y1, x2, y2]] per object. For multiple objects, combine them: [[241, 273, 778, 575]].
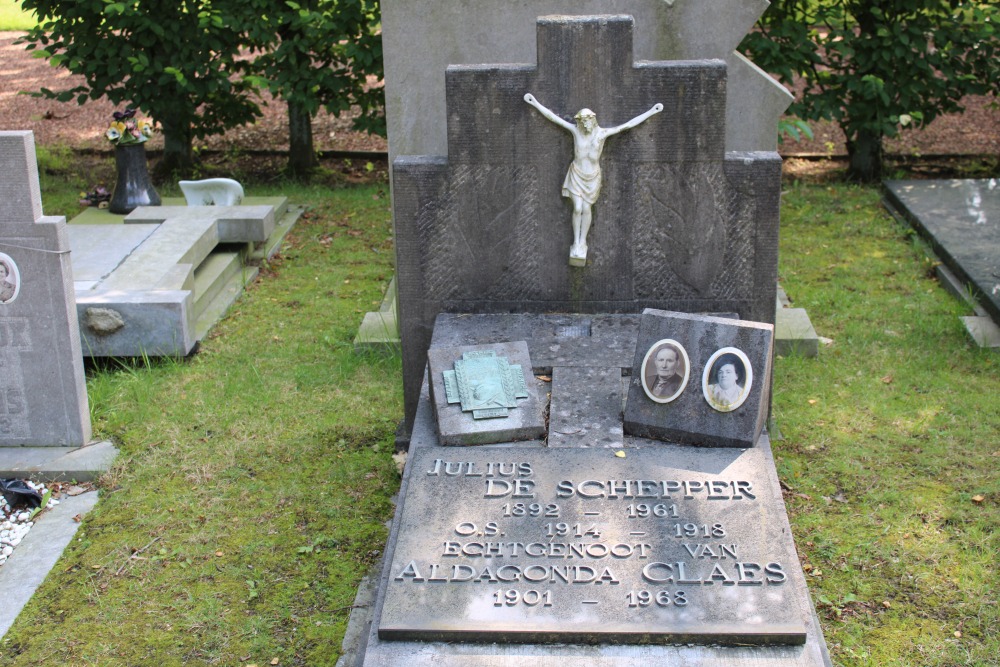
[[603, 102, 664, 137], [523, 93, 575, 131]]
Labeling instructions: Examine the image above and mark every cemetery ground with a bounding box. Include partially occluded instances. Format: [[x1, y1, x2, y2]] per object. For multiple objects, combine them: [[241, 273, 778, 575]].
[[0, 153, 993, 666], [1, 25, 999, 667]]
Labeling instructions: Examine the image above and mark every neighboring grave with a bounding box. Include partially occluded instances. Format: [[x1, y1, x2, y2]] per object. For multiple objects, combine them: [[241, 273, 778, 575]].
[[884, 179, 1000, 346], [0, 132, 91, 447], [68, 199, 298, 357], [394, 15, 781, 429]]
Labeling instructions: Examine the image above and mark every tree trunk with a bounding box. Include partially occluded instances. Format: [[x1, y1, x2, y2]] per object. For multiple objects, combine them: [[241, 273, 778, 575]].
[[845, 128, 884, 183], [287, 101, 317, 178], [157, 119, 194, 179]]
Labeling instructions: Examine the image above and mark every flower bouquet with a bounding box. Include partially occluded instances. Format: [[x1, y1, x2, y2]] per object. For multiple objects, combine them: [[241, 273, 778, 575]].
[[105, 108, 155, 145]]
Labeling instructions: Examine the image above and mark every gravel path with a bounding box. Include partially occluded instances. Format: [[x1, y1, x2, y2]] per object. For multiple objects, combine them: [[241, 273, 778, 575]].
[[0, 31, 387, 154]]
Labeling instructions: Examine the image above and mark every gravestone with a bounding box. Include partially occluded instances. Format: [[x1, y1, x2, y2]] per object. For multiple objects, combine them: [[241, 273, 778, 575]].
[[69, 201, 288, 357], [359, 0, 809, 358], [883, 179, 1000, 346], [358, 316, 829, 666], [394, 15, 780, 430], [350, 15, 830, 667], [0, 131, 91, 446]]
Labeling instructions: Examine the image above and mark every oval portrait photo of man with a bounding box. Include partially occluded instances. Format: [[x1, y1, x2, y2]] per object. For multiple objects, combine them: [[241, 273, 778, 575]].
[[0, 253, 21, 305], [641, 339, 690, 403], [702, 347, 753, 412]]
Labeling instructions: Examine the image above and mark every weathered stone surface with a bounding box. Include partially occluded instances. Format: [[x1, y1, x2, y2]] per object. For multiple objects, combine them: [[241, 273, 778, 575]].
[[381, 0, 791, 162], [775, 307, 818, 358], [428, 342, 547, 445], [884, 179, 1000, 324], [624, 309, 773, 448], [358, 311, 829, 666], [126, 205, 275, 244], [431, 313, 641, 371], [395, 17, 781, 429], [548, 366, 625, 448], [68, 198, 298, 357], [378, 446, 807, 645], [962, 315, 1000, 348], [0, 131, 91, 446]]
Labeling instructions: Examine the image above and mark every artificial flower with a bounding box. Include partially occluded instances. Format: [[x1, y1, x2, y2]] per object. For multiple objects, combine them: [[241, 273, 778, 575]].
[[105, 110, 155, 146]]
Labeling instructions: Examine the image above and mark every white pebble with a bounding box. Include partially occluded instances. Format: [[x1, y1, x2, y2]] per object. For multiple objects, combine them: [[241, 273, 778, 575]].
[[1, 546, 12, 557]]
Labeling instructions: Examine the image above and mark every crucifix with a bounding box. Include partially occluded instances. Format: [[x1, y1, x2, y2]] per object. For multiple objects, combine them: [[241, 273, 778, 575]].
[[524, 93, 663, 266]]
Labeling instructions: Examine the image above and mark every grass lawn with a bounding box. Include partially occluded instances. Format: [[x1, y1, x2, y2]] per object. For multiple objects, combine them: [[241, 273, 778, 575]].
[[0, 152, 997, 665], [0, 0, 34, 31]]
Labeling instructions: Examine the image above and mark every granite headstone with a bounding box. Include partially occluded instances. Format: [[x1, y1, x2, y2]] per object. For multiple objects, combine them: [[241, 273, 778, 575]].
[[0, 132, 91, 446], [394, 15, 781, 431]]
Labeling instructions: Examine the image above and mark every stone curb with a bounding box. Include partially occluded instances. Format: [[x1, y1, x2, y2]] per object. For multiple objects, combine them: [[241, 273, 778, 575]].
[[0, 491, 99, 638]]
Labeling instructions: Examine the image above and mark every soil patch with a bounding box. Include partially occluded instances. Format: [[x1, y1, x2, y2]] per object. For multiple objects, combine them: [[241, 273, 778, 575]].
[[1, 30, 995, 183]]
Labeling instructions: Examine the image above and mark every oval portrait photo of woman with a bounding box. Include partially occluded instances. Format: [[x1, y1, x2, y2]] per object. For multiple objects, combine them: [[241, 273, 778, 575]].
[[0, 253, 21, 305], [641, 339, 690, 403], [702, 347, 753, 412]]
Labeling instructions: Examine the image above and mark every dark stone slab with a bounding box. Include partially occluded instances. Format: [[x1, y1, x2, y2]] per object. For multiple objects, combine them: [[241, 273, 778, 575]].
[[377, 446, 807, 646], [394, 16, 782, 432], [548, 367, 625, 448], [427, 341, 547, 446], [430, 313, 641, 371], [884, 179, 1000, 323], [623, 309, 773, 448]]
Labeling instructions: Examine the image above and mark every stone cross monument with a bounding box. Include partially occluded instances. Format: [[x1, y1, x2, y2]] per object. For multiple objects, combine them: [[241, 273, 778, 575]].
[[393, 16, 780, 430]]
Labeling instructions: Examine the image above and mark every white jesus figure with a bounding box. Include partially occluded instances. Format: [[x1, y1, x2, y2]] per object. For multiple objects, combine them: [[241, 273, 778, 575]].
[[524, 93, 663, 266]]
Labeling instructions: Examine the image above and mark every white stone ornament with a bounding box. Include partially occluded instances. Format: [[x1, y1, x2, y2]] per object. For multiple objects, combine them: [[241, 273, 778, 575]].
[[524, 93, 663, 266], [179, 178, 244, 206]]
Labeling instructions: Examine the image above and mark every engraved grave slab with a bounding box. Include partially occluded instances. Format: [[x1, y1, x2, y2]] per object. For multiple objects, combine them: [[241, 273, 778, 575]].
[[428, 341, 547, 445], [378, 446, 808, 645]]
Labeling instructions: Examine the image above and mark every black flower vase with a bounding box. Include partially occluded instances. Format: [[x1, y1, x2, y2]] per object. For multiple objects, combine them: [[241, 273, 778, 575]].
[[108, 144, 160, 214]]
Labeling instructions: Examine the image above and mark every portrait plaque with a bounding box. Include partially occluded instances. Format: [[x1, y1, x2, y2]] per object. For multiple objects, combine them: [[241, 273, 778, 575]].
[[624, 310, 773, 448], [640, 339, 689, 404], [702, 347, 753, 413], [0, 252, 21, 305], [378, 446, 808, 646]]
